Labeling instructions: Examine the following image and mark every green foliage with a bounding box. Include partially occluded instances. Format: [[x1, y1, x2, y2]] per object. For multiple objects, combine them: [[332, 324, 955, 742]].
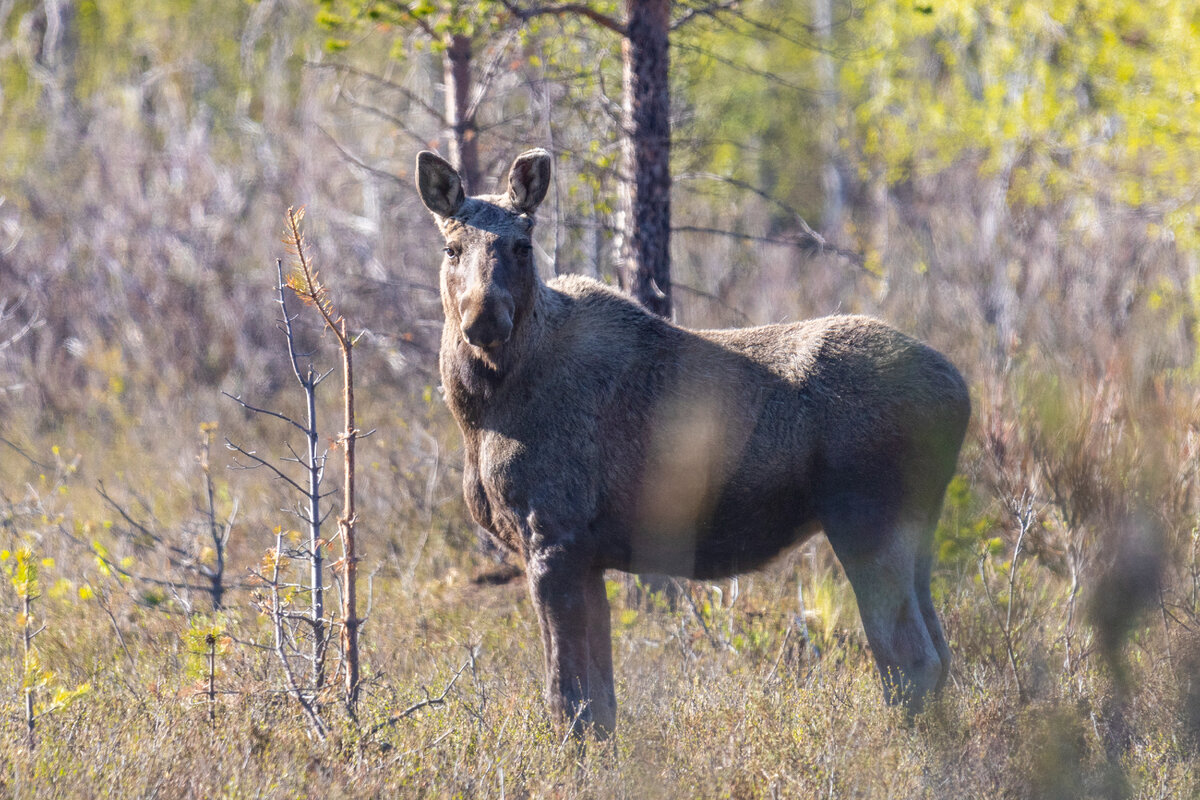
[[316, 0, 517, 54], [183, 615, 232, 683], [4, 546, 92, 724], [842, 0, 1200, 247], [935, 474, 1000, 569], [4, 546, 40, 600], [674, 8, 827, 227]]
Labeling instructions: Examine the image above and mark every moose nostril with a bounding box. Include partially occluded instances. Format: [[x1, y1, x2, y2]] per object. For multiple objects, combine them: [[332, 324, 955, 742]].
[[461, 314, 512, 349]]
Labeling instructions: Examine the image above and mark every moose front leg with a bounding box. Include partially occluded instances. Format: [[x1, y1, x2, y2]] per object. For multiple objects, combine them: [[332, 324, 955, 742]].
[[527, 545, 613, 737], [582, 567, 616, 735]]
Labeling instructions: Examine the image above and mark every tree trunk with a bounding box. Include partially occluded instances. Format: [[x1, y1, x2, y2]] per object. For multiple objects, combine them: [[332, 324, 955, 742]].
[[304, 365, 326, 691], [338, 319, 360, 716], [444, 34, 480, 193], [618, 0, 672, 319]]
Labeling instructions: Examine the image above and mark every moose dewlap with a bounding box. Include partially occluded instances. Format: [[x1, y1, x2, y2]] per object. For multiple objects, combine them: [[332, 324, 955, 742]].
[[415, 148, 970, 736]]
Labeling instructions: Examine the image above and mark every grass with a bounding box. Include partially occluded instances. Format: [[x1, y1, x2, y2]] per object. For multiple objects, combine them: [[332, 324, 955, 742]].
[[0, 479, 1197, 799]]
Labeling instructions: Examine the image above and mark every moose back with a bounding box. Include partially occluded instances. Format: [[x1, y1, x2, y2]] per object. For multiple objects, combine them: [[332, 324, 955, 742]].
[[415, 149, 970, 735]]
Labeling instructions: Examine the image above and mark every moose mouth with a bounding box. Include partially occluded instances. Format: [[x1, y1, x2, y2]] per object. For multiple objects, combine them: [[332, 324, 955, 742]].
[[473, 340, 507, 359], [458, 334, 510, 370]]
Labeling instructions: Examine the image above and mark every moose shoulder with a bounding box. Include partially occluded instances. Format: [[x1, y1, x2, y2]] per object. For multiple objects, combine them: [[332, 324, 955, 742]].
[[415, 148, 970, 736]]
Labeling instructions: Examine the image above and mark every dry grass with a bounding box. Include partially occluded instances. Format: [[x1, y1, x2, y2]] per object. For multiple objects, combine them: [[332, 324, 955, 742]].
[[1, 441, 1197, 800]]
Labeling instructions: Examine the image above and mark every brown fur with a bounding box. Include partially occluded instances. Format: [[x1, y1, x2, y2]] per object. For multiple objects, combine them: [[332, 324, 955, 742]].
[[416, 149, 971, 736]]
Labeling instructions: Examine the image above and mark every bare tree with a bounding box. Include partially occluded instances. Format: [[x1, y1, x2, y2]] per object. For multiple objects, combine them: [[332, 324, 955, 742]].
[[282, 207, 367, 716], [225, 256, 338, 713], [89, 427, 241, 615]]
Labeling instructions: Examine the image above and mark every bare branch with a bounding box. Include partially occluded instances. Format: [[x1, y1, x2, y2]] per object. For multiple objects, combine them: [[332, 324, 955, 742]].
[[465, 30, 519, 123], [675, 172, 866, 264], [671, 40, 821, 94], [0, 436, 48, 470], [713, 6, 858, 51], [0, 304, 42, 354], [317, 126, 411, 188], [267, 529, 329, 740], [501, 0, 626, 36], [304, 60, 446, 123], [221, 392, 309, 436], [96, 482, 162, 546], [671, 281, 751, 325], [276, 258, 311, 388], [336, 89, 434, 150], [224, 440, 308, 495], [368, 658, 471, 736], [671, 0, 739, 30]]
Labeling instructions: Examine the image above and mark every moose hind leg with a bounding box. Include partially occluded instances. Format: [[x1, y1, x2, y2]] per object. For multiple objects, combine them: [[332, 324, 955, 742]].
[[829, 516, 943, 713], [914, 537, 952, 692]]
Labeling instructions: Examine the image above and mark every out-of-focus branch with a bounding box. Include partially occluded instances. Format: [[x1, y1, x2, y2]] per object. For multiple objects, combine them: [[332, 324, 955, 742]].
[[500, 0, 626, 35], [671, 0, 740, 31], [305, 60, 447, 123]]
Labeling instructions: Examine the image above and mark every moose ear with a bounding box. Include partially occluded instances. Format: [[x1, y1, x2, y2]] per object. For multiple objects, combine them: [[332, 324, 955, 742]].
[[416, 151, 465, 218], [507, 148, 552, 215]]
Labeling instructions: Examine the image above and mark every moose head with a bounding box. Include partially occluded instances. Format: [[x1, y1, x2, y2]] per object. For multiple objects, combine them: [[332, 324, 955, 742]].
[[416, 149, 552, 355]]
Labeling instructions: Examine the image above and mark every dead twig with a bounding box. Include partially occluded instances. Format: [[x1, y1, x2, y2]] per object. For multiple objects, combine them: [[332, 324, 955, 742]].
[[368, 658, 471, 736]]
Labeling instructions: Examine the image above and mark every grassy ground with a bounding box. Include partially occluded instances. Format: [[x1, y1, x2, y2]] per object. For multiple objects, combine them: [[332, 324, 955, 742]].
[[0, 486, 1196, 798]]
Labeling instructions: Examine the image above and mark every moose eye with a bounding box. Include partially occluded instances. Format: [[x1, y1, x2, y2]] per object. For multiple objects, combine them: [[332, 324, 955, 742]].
[[443, 246, 459, 261]]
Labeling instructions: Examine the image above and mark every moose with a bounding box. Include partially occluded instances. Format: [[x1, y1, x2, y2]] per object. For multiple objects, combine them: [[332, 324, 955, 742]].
[[415, 148, 970, 736]]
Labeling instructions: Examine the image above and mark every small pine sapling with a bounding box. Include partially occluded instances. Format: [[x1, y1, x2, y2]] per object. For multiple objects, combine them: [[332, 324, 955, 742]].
[[229, 206, 369, 732], [3, 546, 91, 751], [283, 206, 366, 718], [183, 616, 231, 726], [228, 261, 336, 735]]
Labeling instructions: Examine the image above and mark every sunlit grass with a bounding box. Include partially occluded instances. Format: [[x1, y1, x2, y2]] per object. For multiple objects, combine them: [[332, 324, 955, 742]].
[[0, 459, 1197, 799]]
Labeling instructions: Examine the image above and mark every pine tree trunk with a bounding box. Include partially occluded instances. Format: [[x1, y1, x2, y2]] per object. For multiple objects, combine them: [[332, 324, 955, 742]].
[[618, 0, 672, 319], [444, 34, 480, 193]]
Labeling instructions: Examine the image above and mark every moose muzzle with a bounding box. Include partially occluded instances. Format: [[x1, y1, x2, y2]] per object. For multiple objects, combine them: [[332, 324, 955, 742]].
[[459, 291, 515, 350]]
